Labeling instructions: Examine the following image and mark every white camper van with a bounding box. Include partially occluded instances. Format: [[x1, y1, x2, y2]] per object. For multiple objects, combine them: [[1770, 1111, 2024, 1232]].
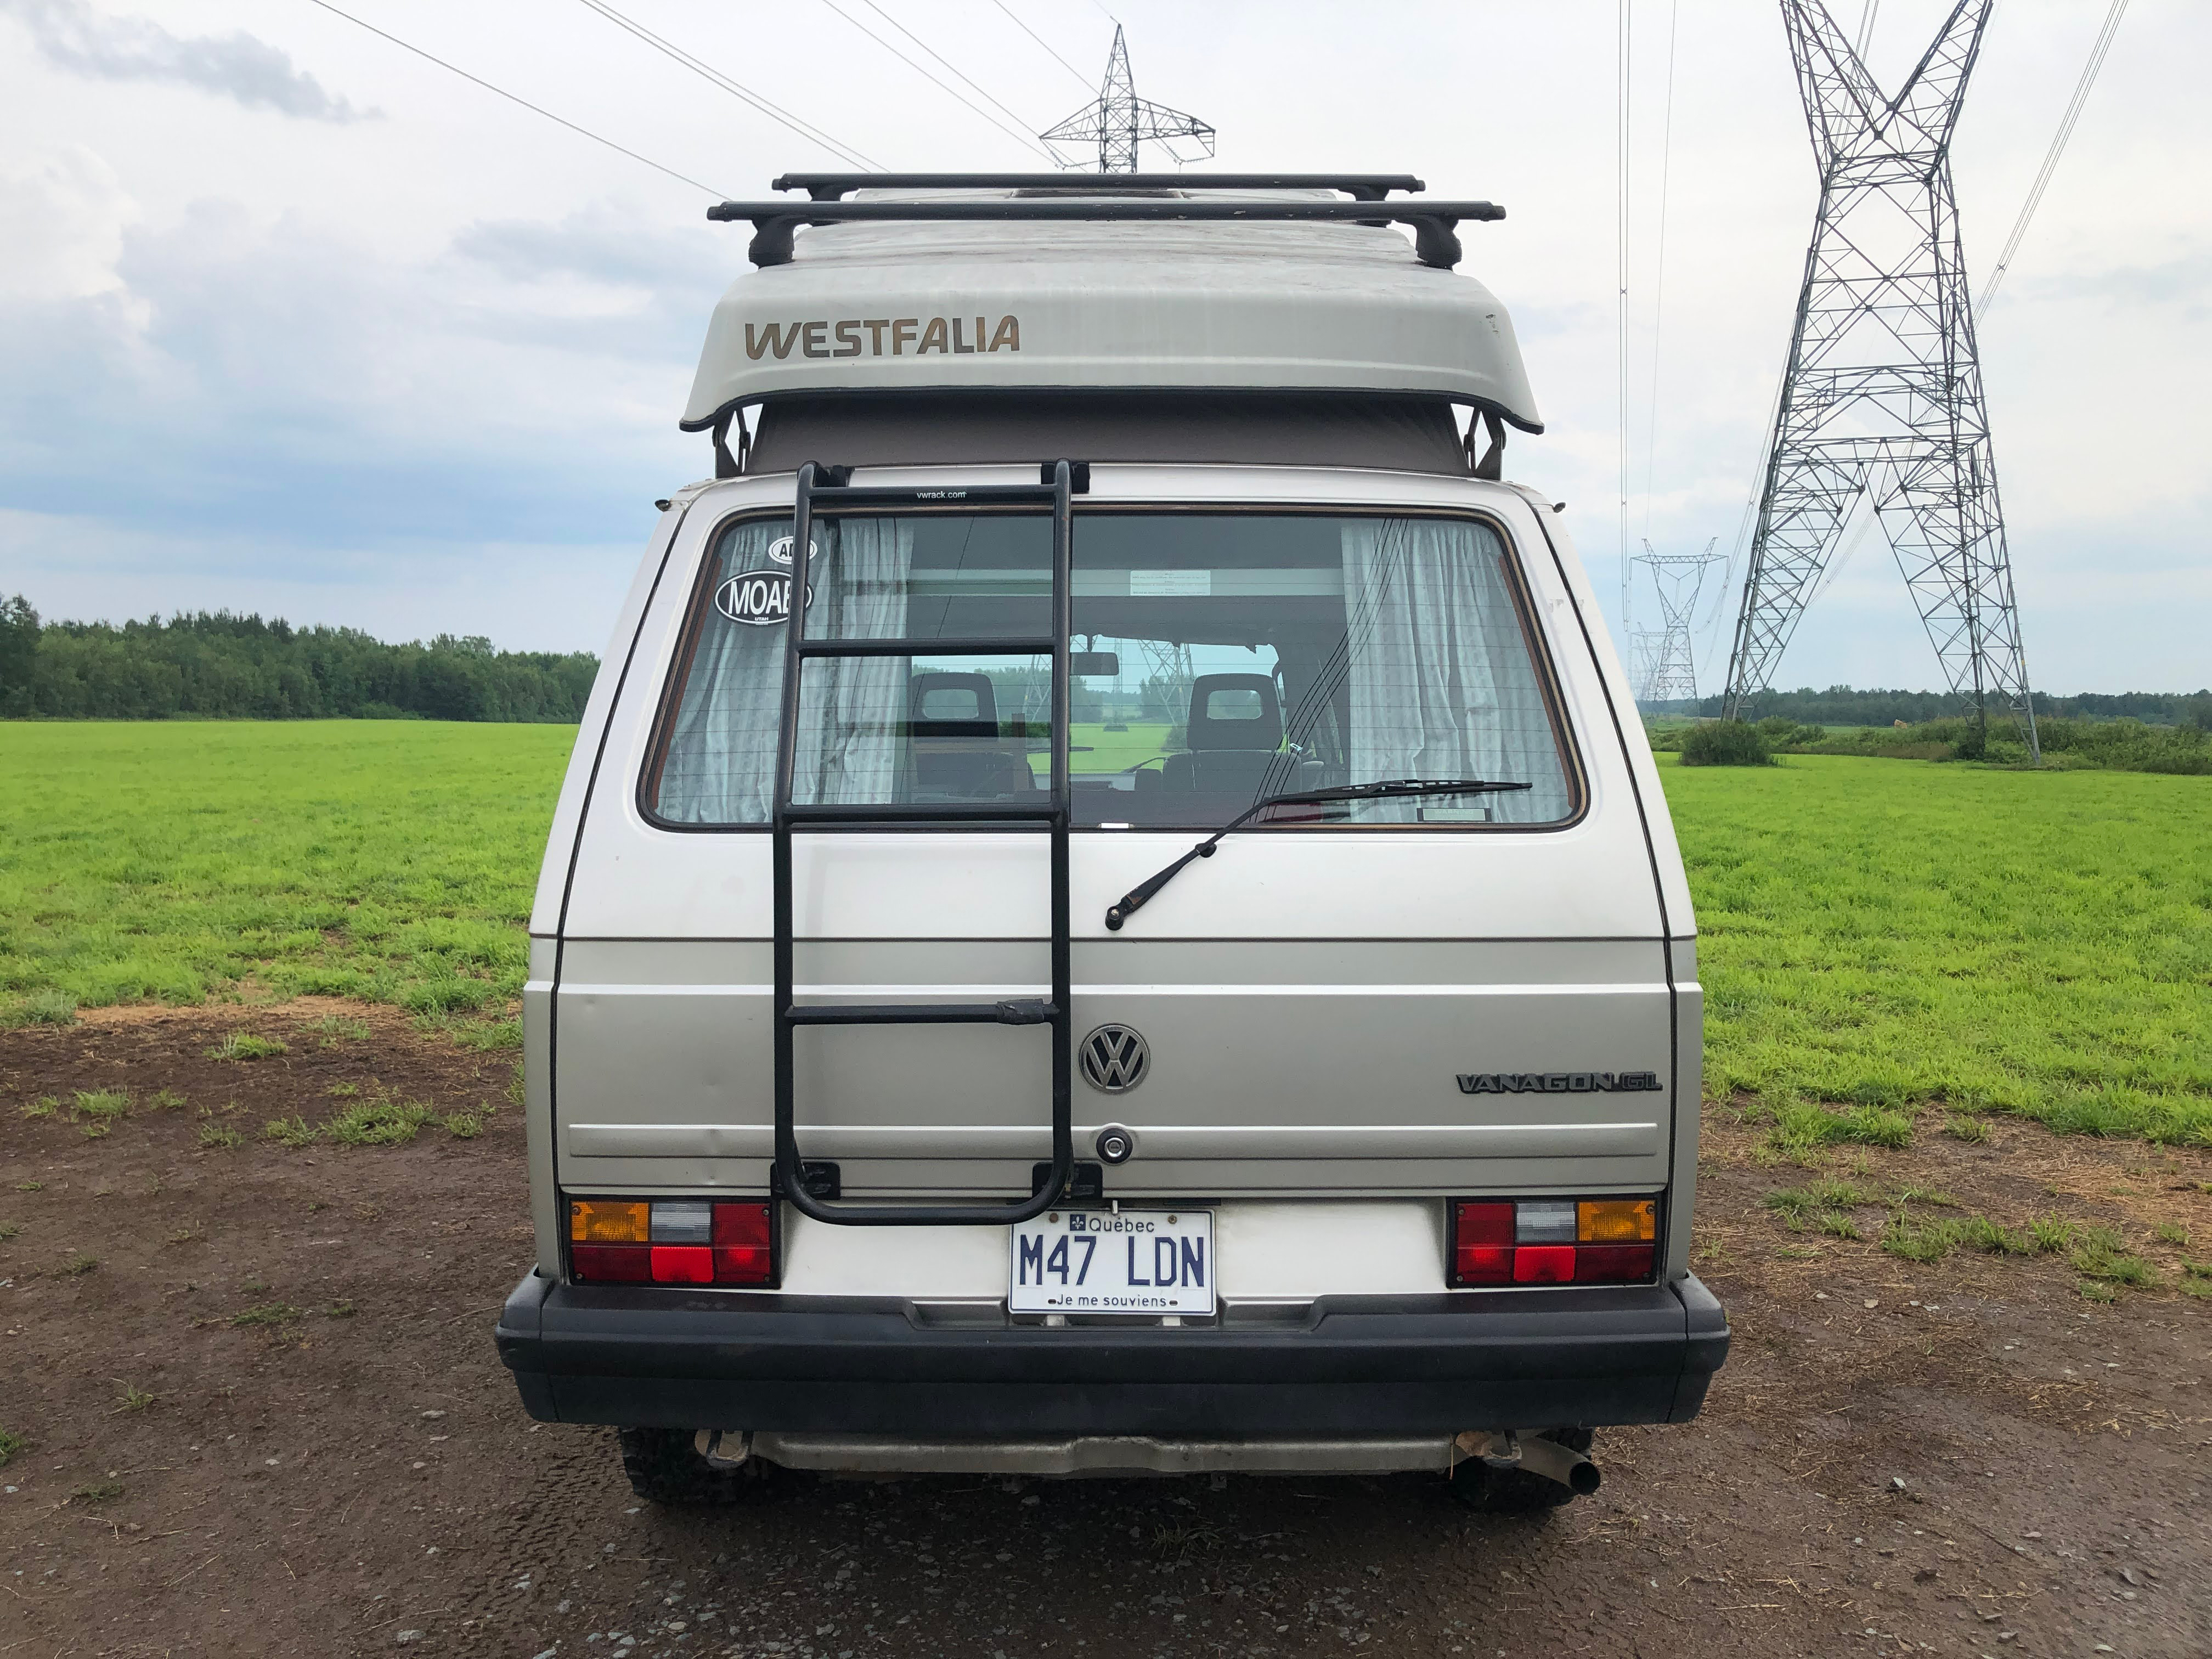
[[495, 173, 1728, 1508]]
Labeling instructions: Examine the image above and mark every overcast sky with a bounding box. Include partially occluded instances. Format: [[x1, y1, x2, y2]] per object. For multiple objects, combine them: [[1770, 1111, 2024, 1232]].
[[1, 0, 2204, 693]]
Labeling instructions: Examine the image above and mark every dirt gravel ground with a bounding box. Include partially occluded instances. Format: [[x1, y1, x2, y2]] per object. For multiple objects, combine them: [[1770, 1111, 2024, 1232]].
[[3, 1005, 2208, 1658]]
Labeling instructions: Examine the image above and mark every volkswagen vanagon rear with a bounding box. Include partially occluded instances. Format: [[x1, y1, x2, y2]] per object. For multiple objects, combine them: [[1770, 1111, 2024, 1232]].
[[495, 174, 1727, 1506]]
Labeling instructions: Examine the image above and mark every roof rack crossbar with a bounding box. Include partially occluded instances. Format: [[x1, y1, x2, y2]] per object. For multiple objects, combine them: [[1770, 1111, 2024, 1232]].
[[771, 172, 1427, 202], [712, 198, 1504, 271]]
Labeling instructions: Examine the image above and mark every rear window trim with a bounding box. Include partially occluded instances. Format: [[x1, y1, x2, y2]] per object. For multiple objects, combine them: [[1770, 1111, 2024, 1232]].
[[636, 499, 1589, 836]]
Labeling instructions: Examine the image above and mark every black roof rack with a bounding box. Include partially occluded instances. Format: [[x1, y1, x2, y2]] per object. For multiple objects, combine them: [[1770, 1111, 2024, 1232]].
[[712, 193, 1504, 272], [771, 172, 1427, 202]]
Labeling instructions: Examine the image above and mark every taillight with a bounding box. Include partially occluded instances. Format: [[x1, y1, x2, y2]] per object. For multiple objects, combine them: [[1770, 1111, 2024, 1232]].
[[1452, 1201, 1515, 1284], [568, 1198, 775, 1287], [571, 1200, 649, 1243], [712, 1201, 772, 1283], [1449, 1197, 1658, 1286]]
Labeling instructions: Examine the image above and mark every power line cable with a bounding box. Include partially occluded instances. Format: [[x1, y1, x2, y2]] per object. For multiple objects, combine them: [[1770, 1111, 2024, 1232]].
[[302, 0, 729, 196], [572, 0, 879, 171], [1698, 359, 1786, 650], [862, 0, 1046, 141], [818, 0, 1059, 162], [992, 0, 1096, 91], [1809, 489, 1882, 610], [1976, 0, 2128, 319], [1616, 0, 1633, 633], [1639, 0, 1679, 541], [1706, 1, 1878, 655], [1854, 0, 1880, 60]]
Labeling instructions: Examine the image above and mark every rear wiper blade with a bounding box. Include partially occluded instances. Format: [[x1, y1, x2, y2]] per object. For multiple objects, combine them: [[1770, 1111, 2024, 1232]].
[[1102, 778, 1533, 931]]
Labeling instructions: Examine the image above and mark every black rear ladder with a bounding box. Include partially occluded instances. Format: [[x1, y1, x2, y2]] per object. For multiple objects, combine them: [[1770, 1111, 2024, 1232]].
[[770, 461, 1075, 1226]]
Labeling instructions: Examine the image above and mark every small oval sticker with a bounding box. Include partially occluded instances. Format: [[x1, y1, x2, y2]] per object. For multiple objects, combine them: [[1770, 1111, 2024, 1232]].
[[714, 538, 817, 626]]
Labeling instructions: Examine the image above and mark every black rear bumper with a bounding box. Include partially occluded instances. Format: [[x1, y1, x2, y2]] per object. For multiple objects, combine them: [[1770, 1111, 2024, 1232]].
[[495, 1272, 1729, 1436]]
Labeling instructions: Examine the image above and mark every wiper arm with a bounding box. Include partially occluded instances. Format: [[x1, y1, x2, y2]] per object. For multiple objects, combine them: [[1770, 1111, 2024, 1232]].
[[1102, 778, 1533, 931]]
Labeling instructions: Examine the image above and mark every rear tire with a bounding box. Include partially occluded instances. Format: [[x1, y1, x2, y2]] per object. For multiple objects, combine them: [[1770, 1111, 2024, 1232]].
[[1448, 1427, 1595, 1514], [617, 1428, 788, 1507]]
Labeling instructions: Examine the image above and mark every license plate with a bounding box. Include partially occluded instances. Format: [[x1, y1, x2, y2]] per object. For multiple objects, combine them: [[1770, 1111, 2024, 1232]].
[[1009, 1209, 1215, 1316]]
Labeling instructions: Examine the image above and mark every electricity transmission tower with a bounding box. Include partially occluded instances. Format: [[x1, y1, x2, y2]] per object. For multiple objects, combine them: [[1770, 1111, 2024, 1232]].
[[1628, 630, 1669, 703], [1041, 25, 1215, 172], [1722, 0, 2039, 759], [1137, 640, 1195, 723], [1634, 540, 1725, 704]]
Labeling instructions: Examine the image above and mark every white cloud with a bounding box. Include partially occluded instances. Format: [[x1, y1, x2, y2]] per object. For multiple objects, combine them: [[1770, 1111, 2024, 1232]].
[[0, 0, 2203, 685], [0, 188, 719, 599], [0, 143, 139, 307], [1, 0, 374, 122]]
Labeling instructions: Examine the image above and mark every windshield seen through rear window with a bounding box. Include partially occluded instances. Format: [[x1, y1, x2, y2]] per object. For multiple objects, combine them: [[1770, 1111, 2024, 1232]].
[[647, 510, 1577, 830]]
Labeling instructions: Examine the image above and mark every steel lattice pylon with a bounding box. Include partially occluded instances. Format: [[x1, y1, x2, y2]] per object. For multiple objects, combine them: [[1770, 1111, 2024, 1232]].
[[1628, 630, 1671, 704], [1041, 25, 1215, 173], [1635, 540, 1725, 704], [1722, 0, 2039, 758]]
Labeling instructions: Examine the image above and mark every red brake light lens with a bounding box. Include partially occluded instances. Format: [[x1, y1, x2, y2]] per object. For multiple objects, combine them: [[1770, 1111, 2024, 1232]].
[[1574, 1243, 1656, 1283], [650, 1245, 715, 1284], [711, 1201, 774, 1285], [571, 1243, 650, 1282], [1511, 1244, 1577, 1284], [1450, 1199, 1660, 1288], [1453, 1201, 1515, 1284]]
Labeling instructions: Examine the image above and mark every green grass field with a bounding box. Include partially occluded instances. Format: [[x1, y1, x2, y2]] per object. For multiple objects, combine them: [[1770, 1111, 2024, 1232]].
[[0, 721, 575, 1019], [1668, 753, 2211, 1147], [3, 724, 2207, 1147], [1014, 722, 1180, 781], [1069, 721, 1180, 776]]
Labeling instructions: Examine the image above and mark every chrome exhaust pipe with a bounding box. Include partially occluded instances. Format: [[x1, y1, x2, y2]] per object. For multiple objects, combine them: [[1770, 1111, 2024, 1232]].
[[1516, 1433, 1601, 1495], [1456, 1430, 1602, 1496], [694, 1429, 752, 1469]]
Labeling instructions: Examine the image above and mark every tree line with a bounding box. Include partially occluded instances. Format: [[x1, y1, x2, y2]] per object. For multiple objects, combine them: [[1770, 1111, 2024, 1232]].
[[0, 598, 597, 723], [1646, 684, 2212, 730]]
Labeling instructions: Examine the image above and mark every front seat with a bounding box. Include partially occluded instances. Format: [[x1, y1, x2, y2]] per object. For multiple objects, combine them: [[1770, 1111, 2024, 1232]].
[[1161, 674, 1284, 800], [908, 672, 1035, 799]]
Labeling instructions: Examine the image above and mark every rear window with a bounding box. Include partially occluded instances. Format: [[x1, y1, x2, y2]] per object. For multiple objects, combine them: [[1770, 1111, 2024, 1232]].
[[646, 510, 1578, 829]]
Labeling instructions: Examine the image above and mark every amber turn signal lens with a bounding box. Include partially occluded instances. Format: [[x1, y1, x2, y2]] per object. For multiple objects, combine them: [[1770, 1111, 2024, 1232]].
[[570, 1200, 650, 1244], [1578, 1199, 1656, 1243]]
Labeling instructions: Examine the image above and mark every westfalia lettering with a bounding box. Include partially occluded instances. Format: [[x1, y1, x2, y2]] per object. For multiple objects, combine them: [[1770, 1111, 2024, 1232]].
[[1455, 1071, 1663, 1094], [744, 315, 1021, 361]]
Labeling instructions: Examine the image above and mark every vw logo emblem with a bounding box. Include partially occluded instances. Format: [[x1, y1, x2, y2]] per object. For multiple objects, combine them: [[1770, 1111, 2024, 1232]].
[[1079, 1024, 1149, 1093]]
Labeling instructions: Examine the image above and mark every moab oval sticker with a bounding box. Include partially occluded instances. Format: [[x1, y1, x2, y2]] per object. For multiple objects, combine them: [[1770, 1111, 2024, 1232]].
[[714, 538, 816, 627]]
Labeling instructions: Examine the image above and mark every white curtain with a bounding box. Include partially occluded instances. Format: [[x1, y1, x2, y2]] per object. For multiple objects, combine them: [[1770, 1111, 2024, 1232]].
[[797, 516, 913, 806], [654, 516, 913, 822], [1340, 518, 1572, 824], [657, 517, 789, 824]]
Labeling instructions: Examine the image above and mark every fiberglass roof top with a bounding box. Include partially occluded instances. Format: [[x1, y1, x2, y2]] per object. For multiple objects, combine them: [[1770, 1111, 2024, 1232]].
[[680, 189, 1542, 435]]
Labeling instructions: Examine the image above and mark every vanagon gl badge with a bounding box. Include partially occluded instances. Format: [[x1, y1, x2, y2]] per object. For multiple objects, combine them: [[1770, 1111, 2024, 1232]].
[[1079, 1025, 1149, 1093], [1456, 1071, 1663, 1094], [714, 538, 817, 627]]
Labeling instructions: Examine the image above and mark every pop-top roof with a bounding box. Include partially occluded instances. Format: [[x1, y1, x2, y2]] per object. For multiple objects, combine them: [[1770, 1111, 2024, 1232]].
[[680, 177, 1541, 436]]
